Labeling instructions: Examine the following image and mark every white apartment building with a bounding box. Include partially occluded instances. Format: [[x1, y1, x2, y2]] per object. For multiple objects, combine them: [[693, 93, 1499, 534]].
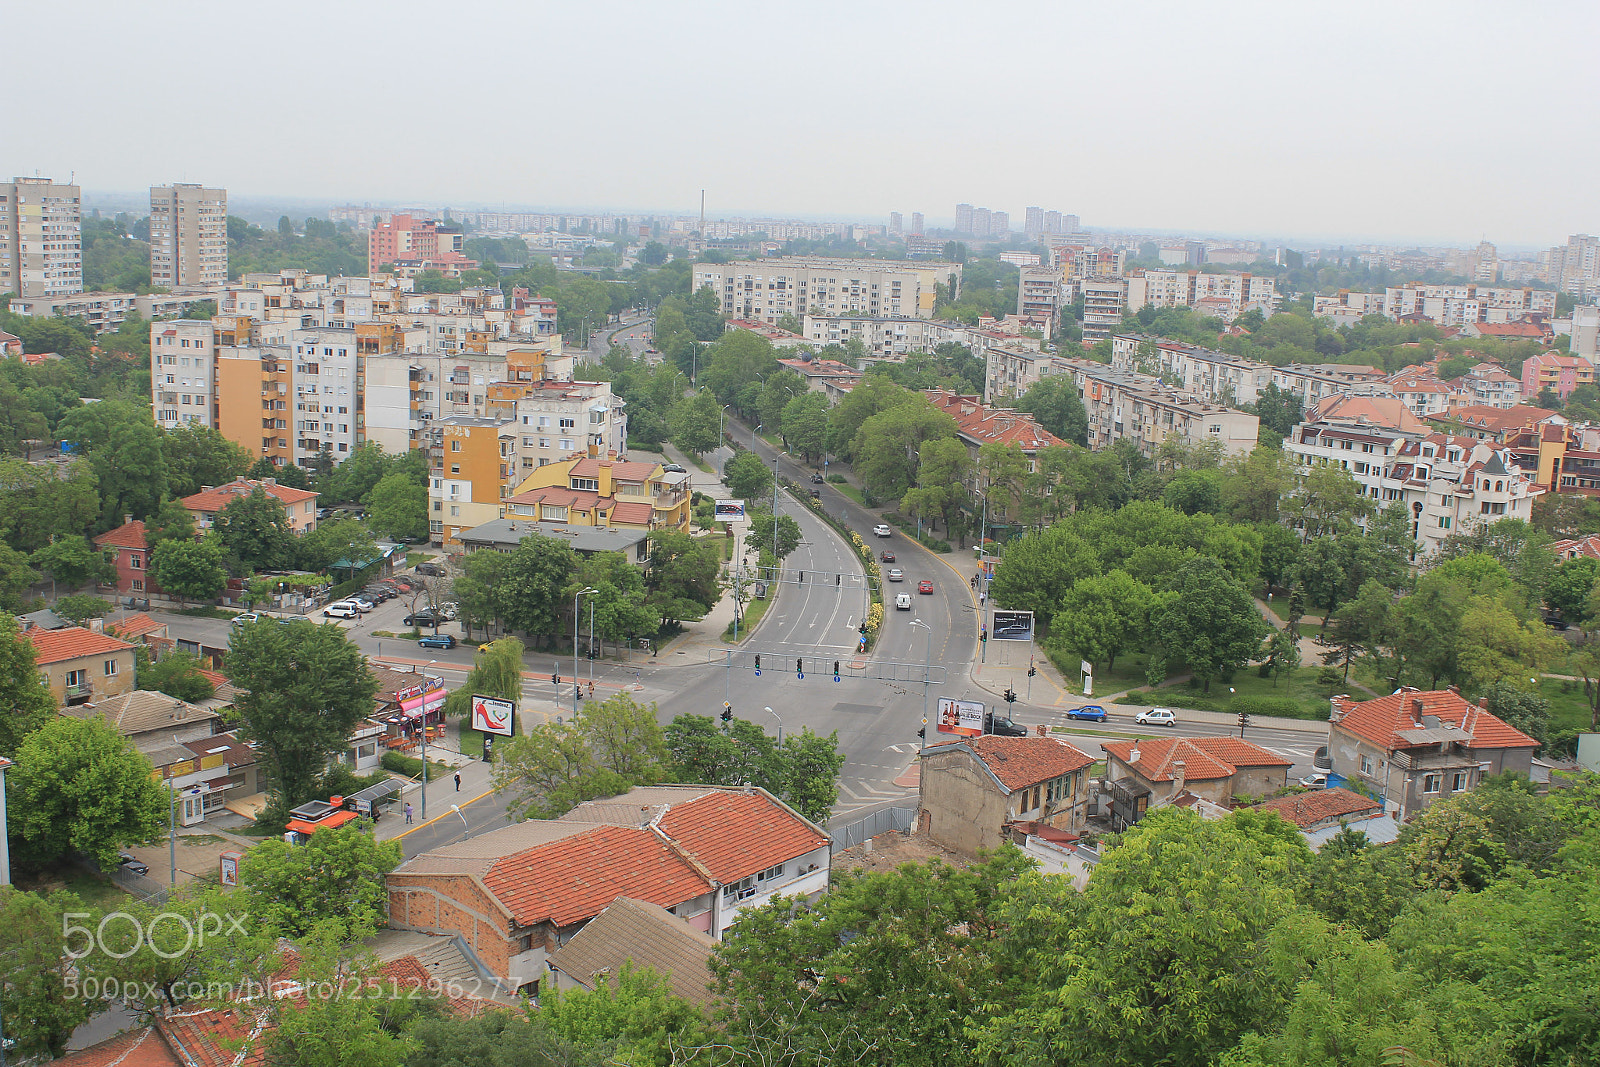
[[805, 315, 1005, 363], [1312, 291, 1388, 326], [495, 379, 627, 477], [149, 184, 228, 289], [1286, 420, 1541, 555], [1083, 277, 1145, 339], [1110, 334, 1271, 406], [1017, 265, 1066, 328], [1, 177, 81, 298], [9, 288, 213, 332], [1269, 362, 1393, 407], [1130, 270, 1277, 321], [152, 320, 220, 429], [1388, 372, 1453, 418], [1539, 234, 1600, 298], [1384, 284, 1556, 325], [986, 345, 1061, 404], [693, 257, 961, 325], [285, 328, 360, 463], [1058, 360, 1259, 458]]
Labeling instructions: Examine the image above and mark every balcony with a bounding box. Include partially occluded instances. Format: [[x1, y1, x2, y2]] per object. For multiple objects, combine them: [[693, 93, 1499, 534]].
[[64, 681, 92, 705]]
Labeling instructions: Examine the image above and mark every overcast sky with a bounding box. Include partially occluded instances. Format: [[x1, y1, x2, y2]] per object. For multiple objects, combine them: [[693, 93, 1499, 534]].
[[6, 0, 1597, 249]]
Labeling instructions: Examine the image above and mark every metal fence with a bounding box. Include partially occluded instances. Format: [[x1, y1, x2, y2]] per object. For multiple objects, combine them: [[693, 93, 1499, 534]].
[[107, 864, 170, 904], [830, 805, 916, 851]]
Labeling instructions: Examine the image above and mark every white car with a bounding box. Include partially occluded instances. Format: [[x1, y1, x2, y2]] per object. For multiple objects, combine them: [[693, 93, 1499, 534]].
[[1300, 773, 1330, 789], [231, 612, 261, 627], [1135, 708, 1177, 727], [322, 603, 359, 619], [874, 524, 892, 537], [894, 592, 912, 610], [344, 596, 376, 612]]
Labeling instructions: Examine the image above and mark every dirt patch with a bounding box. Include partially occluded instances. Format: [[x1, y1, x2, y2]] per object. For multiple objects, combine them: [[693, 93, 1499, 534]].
[[832, 831, 972, 876], [121, 837, 240, 886]]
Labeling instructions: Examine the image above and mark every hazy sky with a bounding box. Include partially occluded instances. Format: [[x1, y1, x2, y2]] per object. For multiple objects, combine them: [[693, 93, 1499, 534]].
[[6, 0, 1598, 248]]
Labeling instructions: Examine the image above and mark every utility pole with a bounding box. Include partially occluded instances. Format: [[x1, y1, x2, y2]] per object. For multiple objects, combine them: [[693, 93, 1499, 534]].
[[911, 619, 932, 754]]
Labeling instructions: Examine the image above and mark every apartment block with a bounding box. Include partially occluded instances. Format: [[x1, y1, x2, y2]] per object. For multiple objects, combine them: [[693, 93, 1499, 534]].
[[151, 320, 220, 429], [504, 453, 690, 540], [692, 257, 961, 325], [488, 378, 628, 476], [1, 177, 81, 298], [1384, 284, 1556, 325], [368, 214, 478, 277], [1081, 277, 1145, 339], [428, 416, 515, 546], [8, 289, 212, 332], [1049, 245, 1125, 278], [1125, 269, 1276, 322], [149, 184, 228, 288], [1538, 234, 1600, 298], [1057, 359, 1259, 457], [1269, 362, 1393, 407], [1016, 265, 1066, 330], [1110, 334, 1270, 405], [1286, 420, 1541, 555]]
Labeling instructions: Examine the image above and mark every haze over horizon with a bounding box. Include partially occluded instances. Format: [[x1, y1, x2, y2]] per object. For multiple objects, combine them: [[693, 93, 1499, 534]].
[[7, 0, 1598, 250]]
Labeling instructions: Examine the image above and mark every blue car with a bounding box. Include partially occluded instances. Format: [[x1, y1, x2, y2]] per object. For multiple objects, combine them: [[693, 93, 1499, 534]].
[[1065, 705, 1107, 722], [418, 633, 456, 650]]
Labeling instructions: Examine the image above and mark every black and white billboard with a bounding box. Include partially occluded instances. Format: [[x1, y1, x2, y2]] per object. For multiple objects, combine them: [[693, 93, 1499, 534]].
[[990, 609, 1034, 642]]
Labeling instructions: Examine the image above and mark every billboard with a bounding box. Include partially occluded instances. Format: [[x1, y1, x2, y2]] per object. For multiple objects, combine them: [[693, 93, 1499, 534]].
[[990, 609, 1035, 642], [937, 696, 985, 737], [714, 499, 747, 520], [472, 694, 515, 736], [398, 676, 447, 718]]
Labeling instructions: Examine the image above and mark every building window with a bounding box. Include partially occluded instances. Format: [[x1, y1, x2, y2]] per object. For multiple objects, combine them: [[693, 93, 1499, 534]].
[[1451, 771, 1467, 791], [104, 659, 118, 676], [451, 440, 461, 452], [757, 863, 784, 882], [1422, 773, 1441, 794], [132, 578, 144, 591], [1360, 754, 1374, 776], [65, 669, 85, 688], [130, 555, 142, 569]]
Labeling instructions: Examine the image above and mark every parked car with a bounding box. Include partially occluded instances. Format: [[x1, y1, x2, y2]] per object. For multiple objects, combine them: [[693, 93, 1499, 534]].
[[323, 603, 359, 619], [880, 549, 895, 562], [1065, 705, 1107, 722], [404, 611, 444, 627], [418, 633, 457, 649], [344, 596, 376, 612], [917, 579, 934, 594], [316, 507, 333, 519], [987, 714, 1028, 737], [1299, 773, 1330, 789], [362, 586, 394, 602], [810, 488, 821, 499], [662, 463, 686, 474], [231, 612, 261, 626], [874, 524, 892, 537], [1135, 707, 1177, 727], [886, 568, 904, 582], [116, 852, 150, 877], [811, 473, 825, 484], [415, 562, 446, 577], [894, 592, 912, 610]]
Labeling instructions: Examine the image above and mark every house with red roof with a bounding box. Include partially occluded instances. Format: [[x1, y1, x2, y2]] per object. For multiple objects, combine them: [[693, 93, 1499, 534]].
[[1327, 687, 1537, 819], [0, 329, 22, 358], [1099, 736, 1291, 830], [387, 784, 830, 995], [179, 478, 319, 534], [1424, 403, 1559, 445], [93, 518, 160, 596], [1520, 350, 1596, 401], [918, 735, 1095, 856], [23, 623, 138, 706], [504, 451, 689, 536], [1253, 787, 1395, 849]]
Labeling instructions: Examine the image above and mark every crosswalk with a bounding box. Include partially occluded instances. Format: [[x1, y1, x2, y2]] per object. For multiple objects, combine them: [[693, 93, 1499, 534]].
[[831, 777, 917, 819]]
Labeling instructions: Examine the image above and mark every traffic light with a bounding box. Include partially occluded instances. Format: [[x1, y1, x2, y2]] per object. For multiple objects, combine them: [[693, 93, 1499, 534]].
[[836, 573, 840, 586], [721, 702, 733, 723], [859, 620, 867, 634], [798, 570, 804, 583], [980, 628, 988, 642], [1027, 665, 1037, 677], [754, 654, 761, 671], [552, 671, 560, 684], [833, 660, 841, 682], [796, 657, 804, 678], [917, 726, 926, 738], [1004, 687, 1017, 706]]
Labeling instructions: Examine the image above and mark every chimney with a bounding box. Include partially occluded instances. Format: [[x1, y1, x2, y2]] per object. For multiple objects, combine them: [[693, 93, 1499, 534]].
[[1410, 697, 1425, 723], [262, 477, 276, 486], [1171, 759, 1186, 798], [597, 460, 613, 498], [1329, 694, 1350, 724], [124, 514, 134, 526], [88, 618, 104, 633]]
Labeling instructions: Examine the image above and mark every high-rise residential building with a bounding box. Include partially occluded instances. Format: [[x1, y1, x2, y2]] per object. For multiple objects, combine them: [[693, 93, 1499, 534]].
[[1, 176, 82, 298], [1471, 241, 1499, 284], [972, 208, 992, 237], [888, 212, 903, 233], [955, 204, 974, 234], [992, 211, 1010, 236], [1540, 234, 1600, 298], [149, 184, 229, 289], [368, 214, 478, 277], [1025, 207, 1077, 238], [691, 256, 963, 325], [1024, 207, 1044, 237], [151, 319, 220, 429], [910, 212, 924, 234]]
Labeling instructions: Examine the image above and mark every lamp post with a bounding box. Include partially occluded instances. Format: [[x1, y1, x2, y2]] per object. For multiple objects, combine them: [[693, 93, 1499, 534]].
[[588, 595, 597, 691], [754, 422, 762, 451], [720, 404, 732, 452], [910, 619, 933, 754], [574, 587, 597, 714], [763, 705, 783, 745]]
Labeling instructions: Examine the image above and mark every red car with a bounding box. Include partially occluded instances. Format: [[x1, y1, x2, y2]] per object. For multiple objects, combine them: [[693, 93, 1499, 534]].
[[880, 550, 895, 562], [918, 579, 934, 594]]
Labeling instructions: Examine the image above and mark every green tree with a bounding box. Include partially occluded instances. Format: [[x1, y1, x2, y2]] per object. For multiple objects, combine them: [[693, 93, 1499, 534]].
[[1544, 555, 1599, 627], [778, 727, 846, 822], [502, 536, 580, 642], [6, 715, 167, 870], [852, 398, 959, 502], [134, 648, 215, 703], [30, 533, 112, 588], [362, 471, 427, 541], [665, 714, 783, 792], [1322, 578, 1396, 682], [263, 921, 419, 1067], [214, 486, 295, 572], [1050, 569, 1155, 672], [225, 617, 379, 806], [780, 391, 830, 462], [452, 548, 517, 638], [0, 542, 39, 609], [492, 718, 627, 820], [644, 531, 722, 625], [0, 889, 99, 1059], [722, 449, 774, 500], [575, 692, 667, 782], [1013, 375, 1088, 444], [1293, 464, 1370, 540], [757, 368, 808, 433], [150, 536, 227, 606], [0, 613, 58, 756], [53, 592, 111, 625], [1246, 381, 1304, 438], [160, 424, 251, 498], [238, 824, 401, 941], [144, 497, 197, 550], [746, 507, 802, 562], [1152, 556, 1271, 691], [319, 441, 391, 505], [670, 390, 721, 457], [92, 420, 169, 529], [294, 515, 378, 575]]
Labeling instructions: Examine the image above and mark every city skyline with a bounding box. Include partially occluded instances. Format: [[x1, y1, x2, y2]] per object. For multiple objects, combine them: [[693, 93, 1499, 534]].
[[6, 0, 1600, 248]]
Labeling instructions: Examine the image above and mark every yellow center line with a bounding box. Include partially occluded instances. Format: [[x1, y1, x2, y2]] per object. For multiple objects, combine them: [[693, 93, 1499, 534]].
[[395, 787, 496, 839]]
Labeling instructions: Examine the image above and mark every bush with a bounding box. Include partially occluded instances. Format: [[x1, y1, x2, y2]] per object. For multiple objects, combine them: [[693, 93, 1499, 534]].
[[826, 474, 847, 483], [1316, 666, 1341, 686], [380, 749, 443, 781], [1231, 696, 1304, 719], [1111, 690, 1224, 713]]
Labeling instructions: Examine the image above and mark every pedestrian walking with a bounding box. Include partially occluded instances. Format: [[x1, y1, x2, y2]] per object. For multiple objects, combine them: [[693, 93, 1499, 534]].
[[979, 590, 987, 605], [404, 803, 413, 824], [454, 772, 461, 792], [587, 681, 595, 699]]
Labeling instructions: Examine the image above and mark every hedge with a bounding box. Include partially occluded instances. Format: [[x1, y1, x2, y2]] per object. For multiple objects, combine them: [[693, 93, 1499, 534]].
[[1231, 696, 1305, 719], [380, 749, 445, 781]]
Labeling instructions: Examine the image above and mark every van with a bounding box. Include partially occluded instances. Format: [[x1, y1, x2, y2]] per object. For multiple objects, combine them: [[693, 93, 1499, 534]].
[[894, 592, 912, 610]]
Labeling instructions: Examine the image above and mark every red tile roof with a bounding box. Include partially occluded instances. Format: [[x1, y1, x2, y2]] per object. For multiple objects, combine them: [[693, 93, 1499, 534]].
[[609, 500, 654, 525], [56, 1027, 182, 1067], [656, 789, 829, 885], [107, 613, 162, 640], [926, 735, 1095, 791], [923, 390, 1066, 452], [1101, 736, 1291, 783], [180, 478, 317, 512], [1551, 533, 1600, 560], [24, 626, 136, 665], [1427, 404, 1556, 434], [483, 824, 709, 927], [1330, 688, 1537, 751], [1254, 787, 1383, 829], [159, 1007, 268, 1067], [569, 456, 660, 482], [93, 519, 149, 551], [1473, 321, 1547, 339]]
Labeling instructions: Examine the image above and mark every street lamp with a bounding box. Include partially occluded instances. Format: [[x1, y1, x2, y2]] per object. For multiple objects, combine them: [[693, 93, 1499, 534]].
[[754, 422, 762, 451], [763, 705, 783, 745], [910, 619, 933, 754], [419, 661, 437, 820], [573, 587, 597, 714], [720, 404, 732, 451]]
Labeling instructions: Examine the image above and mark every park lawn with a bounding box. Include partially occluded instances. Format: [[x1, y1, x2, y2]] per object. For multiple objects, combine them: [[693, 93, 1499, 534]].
[[834, 482, 868, 506], [1537, 676, 1593, 736], [1043, 647, 1154, 697], [1116, 666, 1338, 719]]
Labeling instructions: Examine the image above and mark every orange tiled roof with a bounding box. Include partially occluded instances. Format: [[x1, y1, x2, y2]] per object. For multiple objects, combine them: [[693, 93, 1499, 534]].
[[1255, 787, 1383, 829], [159, 1006, 269, 1067], [93, 519, 149, 551], [926, 735, 1095, 791], [1428, 404, 1556, 433], [1474, 321, 1547, 338], [55, 1026, 181, 1067], [1101, 736, 1290, 783], [180, 478, 318, 512], [569, 456, 660, 483], [924, 390, 1065, 452], [609, 500, 654, 525], [107, 613, 162, 640], [1331, 688, 1537, 751], [482, 824, 709, 927], [24, 626, 136, 665], [656, 789, 829, 885]]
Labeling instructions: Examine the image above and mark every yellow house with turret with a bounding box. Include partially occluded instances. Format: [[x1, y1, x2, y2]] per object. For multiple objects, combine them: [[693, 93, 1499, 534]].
[[506, 452, 690, 534]]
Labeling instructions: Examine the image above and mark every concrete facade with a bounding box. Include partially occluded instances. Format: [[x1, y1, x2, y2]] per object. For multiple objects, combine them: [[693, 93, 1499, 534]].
[[150, 184, 228, 289], [1, 177, 81, 298]]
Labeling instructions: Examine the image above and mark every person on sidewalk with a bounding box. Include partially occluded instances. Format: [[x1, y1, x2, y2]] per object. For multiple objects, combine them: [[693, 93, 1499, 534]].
[[454, 772, 461, 792], [404, 803, 413, 824]]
